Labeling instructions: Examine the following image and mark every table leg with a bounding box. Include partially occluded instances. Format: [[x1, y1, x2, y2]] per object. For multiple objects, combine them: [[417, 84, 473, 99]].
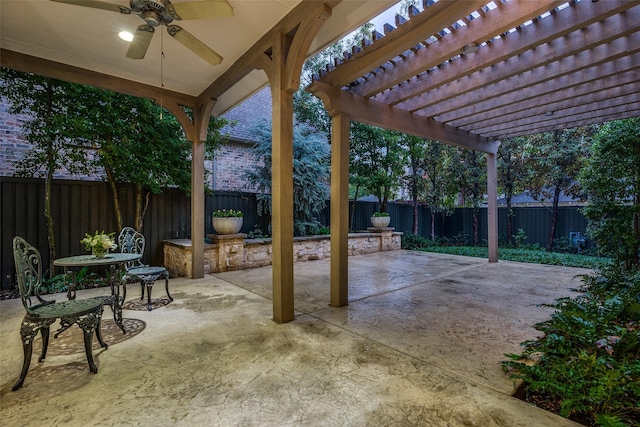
[[64, 268, 77, 300], [109, 265, 126, 334]]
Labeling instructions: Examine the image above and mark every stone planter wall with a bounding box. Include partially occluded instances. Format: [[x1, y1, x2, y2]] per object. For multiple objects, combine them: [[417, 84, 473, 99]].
[[163, 230, 402, 278]]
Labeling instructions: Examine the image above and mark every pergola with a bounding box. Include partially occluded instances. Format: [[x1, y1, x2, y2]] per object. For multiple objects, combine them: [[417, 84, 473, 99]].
[[2, 0, 639, 323]]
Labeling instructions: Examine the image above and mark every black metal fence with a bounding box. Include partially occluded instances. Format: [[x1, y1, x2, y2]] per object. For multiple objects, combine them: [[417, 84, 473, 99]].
[[1, 177, 590, 291]]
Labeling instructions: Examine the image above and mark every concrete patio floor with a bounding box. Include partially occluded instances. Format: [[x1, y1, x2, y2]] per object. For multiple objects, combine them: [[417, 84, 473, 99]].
[[0, 251, 590, 426]]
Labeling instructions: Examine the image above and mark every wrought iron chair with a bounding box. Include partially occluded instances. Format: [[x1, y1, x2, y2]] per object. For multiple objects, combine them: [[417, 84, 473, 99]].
[[117, 227, 172, 311], [12, 236, 107, 391]]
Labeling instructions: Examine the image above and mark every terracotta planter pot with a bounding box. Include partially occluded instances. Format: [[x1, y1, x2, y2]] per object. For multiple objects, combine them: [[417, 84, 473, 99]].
[[212, 217, 243, 234], [370, 216, 390, 229]]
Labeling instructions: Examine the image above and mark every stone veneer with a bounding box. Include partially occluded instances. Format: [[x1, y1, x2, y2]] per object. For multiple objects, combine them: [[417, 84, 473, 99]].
[[162, 229, 402, 278]]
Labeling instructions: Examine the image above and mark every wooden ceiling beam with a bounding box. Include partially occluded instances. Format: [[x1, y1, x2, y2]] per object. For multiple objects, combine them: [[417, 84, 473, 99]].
[[317, 0, 487, 89], [415, 35, 640, 120], [352, 0, 567, 98], [471, 93, 640, 135], [494, 109, 640, 139], [448, 74, 640, 129], [197, 0, 341, 106], [379, 2, 640, 109], [445, 62, 640, 127], [0, 49, 197, 108], [483, 102, 640, 139], [307, 80, 498, 153], [406, 22, 640, 116]]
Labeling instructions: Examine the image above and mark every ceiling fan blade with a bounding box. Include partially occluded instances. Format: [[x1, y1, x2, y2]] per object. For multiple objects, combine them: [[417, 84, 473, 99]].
[[170, 0, 233, 20], [126, 25, 155, 59], [167, 25, 222, 66], [50, 0, 131, 14]]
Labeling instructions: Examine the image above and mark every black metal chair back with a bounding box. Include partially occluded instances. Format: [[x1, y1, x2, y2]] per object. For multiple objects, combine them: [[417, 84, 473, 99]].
[[118, 227, 146, 270], [13, 236, 52, 315]]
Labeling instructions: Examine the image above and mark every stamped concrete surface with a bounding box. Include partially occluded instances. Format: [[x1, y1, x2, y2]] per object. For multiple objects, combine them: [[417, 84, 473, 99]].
[[0, 251, 589, 426]]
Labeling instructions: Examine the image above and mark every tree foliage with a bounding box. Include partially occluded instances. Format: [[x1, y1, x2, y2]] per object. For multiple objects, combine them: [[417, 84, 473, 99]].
[[498, 137, 531, 245], [527, 127, 593, 250], [1, 68, 95, 272], [350, 123, 404, 212], [579, 118, 640, 269], [452, 149, 486, 245], [243, 120, 330, 236]]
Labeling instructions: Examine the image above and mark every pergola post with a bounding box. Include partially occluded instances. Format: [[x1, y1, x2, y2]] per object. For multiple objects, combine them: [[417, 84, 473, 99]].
[[253, 5, 332, 323], [486, 149, 499, 263], [330, 113, 350, 307], [162, 100, 215, 279], [270, 32, 296, 323]]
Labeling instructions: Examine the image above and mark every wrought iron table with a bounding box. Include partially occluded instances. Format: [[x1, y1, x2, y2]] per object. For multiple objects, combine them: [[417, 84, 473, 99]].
[[54, 253, 141, 334]]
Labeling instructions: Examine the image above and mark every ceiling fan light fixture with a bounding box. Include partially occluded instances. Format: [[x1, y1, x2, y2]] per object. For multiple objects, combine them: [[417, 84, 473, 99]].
[[119, 31, 134, 42]]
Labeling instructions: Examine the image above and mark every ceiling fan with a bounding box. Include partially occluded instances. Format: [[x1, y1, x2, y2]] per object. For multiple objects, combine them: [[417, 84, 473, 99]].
[[51, 0, 233, 65]]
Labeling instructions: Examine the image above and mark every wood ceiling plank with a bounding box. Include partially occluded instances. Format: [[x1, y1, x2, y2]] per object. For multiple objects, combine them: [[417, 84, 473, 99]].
[[470, 93, 640, 135]]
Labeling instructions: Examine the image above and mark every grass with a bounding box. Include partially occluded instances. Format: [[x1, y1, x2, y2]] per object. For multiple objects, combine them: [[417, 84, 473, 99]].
[[413, 245, 611, 269]]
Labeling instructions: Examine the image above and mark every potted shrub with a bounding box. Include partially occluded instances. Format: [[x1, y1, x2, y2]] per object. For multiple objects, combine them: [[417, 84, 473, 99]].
[[212, 209, 244, 235], [370, 211, 390, 229]]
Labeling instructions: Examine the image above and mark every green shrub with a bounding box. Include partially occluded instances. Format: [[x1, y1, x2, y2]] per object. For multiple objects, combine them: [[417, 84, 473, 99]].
[[502, 265, 640, 426], [401, 234, 434, 250]]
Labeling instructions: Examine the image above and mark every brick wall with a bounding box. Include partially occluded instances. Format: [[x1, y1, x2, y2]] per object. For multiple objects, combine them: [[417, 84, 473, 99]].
[[212, 141, 258, 192], [0, 102, 36, 177]]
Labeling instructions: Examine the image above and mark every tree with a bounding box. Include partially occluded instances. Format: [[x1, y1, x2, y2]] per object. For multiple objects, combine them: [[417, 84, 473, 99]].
[[497, 137, 531, 245], [1, 69, 94, 274], [527, 127, 593, 250], [453, 149, 487, 246], [70, 89, 191, 231], [400, 134, 429, 234], [579, 118, 640, 269], [350, 124, 404, 213], [401, 137, 458, 239], [75, 89, 228, 232], [243, 120, 330, 236]]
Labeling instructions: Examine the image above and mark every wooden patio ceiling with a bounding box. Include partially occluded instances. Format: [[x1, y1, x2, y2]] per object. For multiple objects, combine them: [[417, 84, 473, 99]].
[[308, 0, 640, 152]]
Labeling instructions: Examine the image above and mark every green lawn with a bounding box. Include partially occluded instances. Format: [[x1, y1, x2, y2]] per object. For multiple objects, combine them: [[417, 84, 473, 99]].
[[415, 246, 611, 269]]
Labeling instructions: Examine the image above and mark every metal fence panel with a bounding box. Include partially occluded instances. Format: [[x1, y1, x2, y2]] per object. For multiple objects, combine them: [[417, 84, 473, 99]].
[[1, 177, 592, 291]]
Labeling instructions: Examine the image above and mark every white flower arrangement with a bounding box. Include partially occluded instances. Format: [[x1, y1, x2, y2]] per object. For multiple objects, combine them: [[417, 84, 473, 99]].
[[81, 230, 117, 253]]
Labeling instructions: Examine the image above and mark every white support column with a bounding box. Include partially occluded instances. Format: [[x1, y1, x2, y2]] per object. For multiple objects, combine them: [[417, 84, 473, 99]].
[[486, 149, 499, 262], [330, 113, 350, 307]]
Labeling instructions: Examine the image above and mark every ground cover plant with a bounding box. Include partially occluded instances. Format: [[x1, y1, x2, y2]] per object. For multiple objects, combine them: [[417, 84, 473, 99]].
[[401, 233, 611, 269], [502, 266, 639, 426]]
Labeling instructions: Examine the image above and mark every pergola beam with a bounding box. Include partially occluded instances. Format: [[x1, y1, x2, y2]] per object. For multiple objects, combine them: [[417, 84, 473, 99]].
[[353, 0, 568, 98], [465, 87, 640, 134], [319, 0, 487, 88], [400, 9, 640, 113], [445, 65, 640, 128], [307, 80, 498, 154], [490, 104, 640, 139]]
